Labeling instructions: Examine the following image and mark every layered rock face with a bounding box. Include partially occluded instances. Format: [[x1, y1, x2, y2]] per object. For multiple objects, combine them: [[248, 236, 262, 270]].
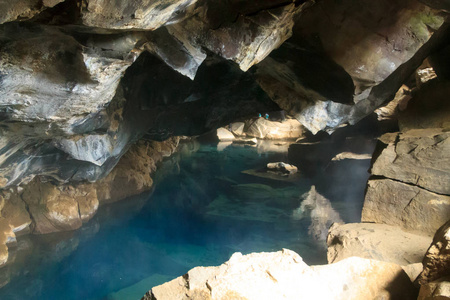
[[361, 80, 450, 237]]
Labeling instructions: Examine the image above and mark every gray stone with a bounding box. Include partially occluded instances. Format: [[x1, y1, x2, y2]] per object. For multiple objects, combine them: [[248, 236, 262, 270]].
[[327, 223, 432, 266], [371, 129, 450, 195], [362, 179, 450, 236], [80, 0, 198, 30]]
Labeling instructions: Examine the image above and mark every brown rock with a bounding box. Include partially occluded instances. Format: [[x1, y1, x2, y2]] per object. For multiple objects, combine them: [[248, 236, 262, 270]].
[[21, 179, 84, 234], [362, 179, 450, 235], [418, 276, 450, 300], [417, 220, 450, 285], [327, 223, 432, 265], [96, 137, 180, 203], [216, 128, 235, 141]]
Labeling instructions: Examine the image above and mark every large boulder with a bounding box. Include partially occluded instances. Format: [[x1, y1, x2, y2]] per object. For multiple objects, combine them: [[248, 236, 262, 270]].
[[417, 220, 450, 285], [245, 118, 305, 140], [327, 223, 432, 266], [362, 179, 450, 236], [362, 128, 450, 235], [144, 249, 417, 300]]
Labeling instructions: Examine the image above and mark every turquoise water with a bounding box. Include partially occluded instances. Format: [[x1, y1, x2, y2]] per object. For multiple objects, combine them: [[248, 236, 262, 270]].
[[0, 140, 373, 300]]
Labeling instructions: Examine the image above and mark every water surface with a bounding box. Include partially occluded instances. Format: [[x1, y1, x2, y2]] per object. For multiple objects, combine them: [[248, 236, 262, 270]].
[[0, 140, 373, 300]]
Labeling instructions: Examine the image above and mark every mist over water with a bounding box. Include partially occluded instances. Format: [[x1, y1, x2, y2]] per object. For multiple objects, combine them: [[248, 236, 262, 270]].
[[0, 140, 374, 300]]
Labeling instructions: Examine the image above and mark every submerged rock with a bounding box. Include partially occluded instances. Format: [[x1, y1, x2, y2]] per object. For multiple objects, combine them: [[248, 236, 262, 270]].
[[144, 249, 417, 300], [266, 162, 298, 175], [293, 186, 343, 244], [327, 223, 432, 266]]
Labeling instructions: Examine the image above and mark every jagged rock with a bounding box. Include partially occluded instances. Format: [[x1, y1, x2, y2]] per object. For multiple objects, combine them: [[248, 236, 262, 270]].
[[80, 0, 198, 30], [245, 118, 304, 140], [417, 220, 450, 285], [398, 80, 450, 131], [144, 249, 417, 300], [216, 128, 235, 141], [294, 0, 444, 95], [230, 122, 245, 136], [293, 186, 343, 243], [266, 162, 298, 175], [0, 0, 64, 24], [363, 179, 450, 236], [167, 2, 307, 72], [370, 129, 450, 195], [256, 0, 447, 133], [0, 219, 16, 268], [416, 68, 437, 87], [327, 223, 432, 266], [0, 22, 132, 132], [375, 85, 412, 121], [0, 190, 32, 235], [418, 277, 450, 300]]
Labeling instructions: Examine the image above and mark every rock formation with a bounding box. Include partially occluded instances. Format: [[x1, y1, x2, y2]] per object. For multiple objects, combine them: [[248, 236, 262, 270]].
[[0, 0, 449, 295], [327, 223, 432, 266], [144, 249, 417, 300]]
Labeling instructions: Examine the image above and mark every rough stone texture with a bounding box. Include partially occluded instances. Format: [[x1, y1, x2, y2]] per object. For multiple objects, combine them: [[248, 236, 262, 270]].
[[0, 190, 32, 235], [256, 0, 448, 133], [417, 220, 450, 285], [95, 137, 180, 204], [375, 85, 412, 121], [362, 179, 450, 236], [327, 223, 432, 266], [370, 129, 450, 195], [294, 0, 444, 95], [398, 80, 450, 131], [80, 0, 198, 30], [144, 249, 417, 300], [167, 2, 307, 72], [0, 0, 65, 24], [245, 118, 304, 140], [21, 179, 97, 234], [0, 219, 15, 268], [418, 277, 450, 300]]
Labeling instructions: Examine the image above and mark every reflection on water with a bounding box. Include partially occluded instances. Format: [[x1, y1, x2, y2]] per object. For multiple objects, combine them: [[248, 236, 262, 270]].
[[0, 140, 373, 300], [293, 186, 343, 244]]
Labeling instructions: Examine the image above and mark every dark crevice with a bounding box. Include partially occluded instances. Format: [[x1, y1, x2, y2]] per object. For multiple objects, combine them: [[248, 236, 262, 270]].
[[367, 175, 450, 197]]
